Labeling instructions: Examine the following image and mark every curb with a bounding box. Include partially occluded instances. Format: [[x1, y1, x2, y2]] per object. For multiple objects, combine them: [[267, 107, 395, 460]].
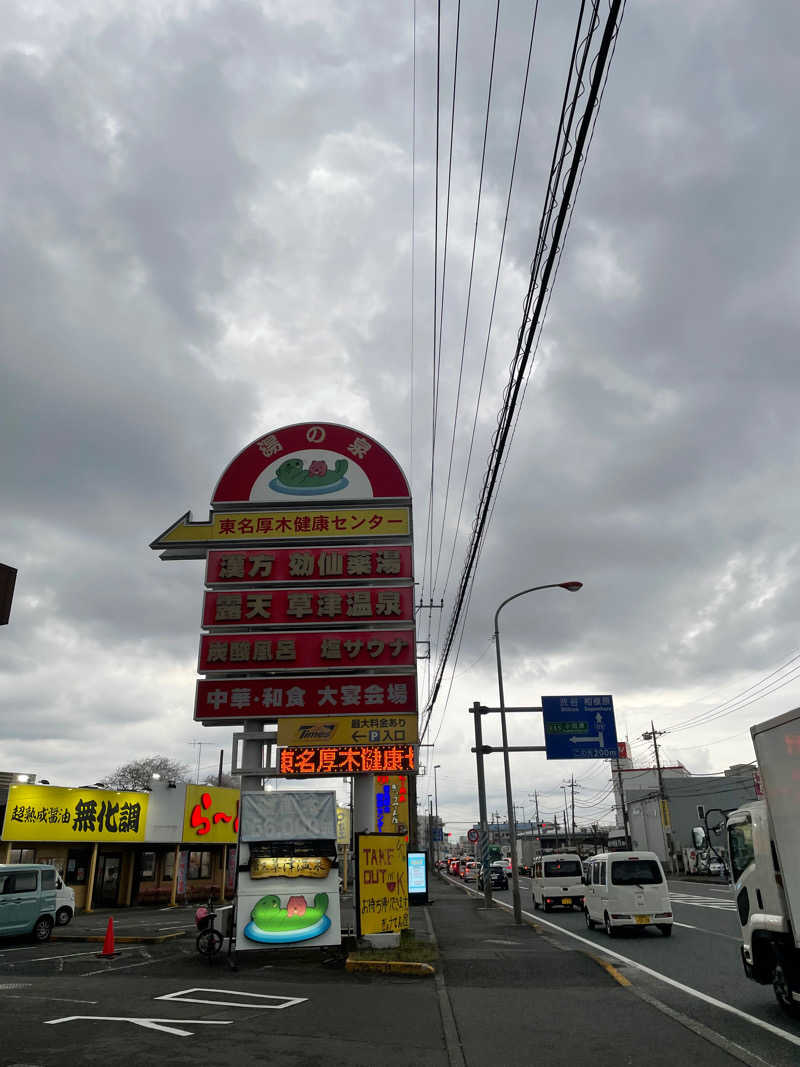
[[50, 931, 187, 944], [345, 957, 435, 977]]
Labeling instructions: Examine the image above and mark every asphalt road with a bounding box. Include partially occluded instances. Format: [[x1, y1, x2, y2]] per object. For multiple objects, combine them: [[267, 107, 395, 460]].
[[0, 928, 446, 1066], [449, 872, 800, 1067]]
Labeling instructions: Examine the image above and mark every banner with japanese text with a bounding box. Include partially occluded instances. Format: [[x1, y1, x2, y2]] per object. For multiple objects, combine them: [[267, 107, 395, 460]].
[[357, 833, 409, 935], [374, 775, 409, 834], [195, 674, 416, 722], [206, 545, 413, 584], [202, 586, 414, 627], [199, 629, 415, 673], [2, 784, 148, 843]]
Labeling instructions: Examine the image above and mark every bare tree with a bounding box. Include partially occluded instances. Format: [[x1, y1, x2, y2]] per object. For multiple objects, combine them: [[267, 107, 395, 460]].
[[203, 772, 238, 789], [104, 755, 191, 792]]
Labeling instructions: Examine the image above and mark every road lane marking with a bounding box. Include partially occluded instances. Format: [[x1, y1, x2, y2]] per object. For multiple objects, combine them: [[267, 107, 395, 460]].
[[8, 950, 111, 964], [44, 1015, 233, 1038], [673, 921, 740, 942], [592, 957, 631, 987], [81, 954, 182, 976], [442, 872, 800, 1051], [155, 989, 307, 1010]]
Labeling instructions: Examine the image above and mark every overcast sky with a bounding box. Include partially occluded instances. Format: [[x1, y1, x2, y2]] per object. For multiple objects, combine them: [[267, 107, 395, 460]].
[[3, 1, 799, 837]]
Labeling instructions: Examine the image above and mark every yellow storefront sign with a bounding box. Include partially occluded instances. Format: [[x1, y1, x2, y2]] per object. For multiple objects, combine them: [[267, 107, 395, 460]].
[[2, 784, 148, 843], [182, 785, 240, 845], [357, 833, 409, 935], [277, 714, 419, 748], [336, 806, 351, 846]]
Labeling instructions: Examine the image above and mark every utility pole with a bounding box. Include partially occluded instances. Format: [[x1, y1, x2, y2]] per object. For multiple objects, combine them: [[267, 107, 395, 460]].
[[529, 790, 541, 846], [642, 721, 673, 870], [614, 753, 631, 848], [561, 785, 571, 848], [553, 812, 560, 851]]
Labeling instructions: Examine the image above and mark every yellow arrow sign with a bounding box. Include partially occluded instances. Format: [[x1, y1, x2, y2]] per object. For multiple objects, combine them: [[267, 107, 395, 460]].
[[151, 507, 411, 557]]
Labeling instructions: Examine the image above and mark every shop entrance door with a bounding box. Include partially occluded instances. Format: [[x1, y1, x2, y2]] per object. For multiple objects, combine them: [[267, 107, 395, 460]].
[[94, 854, 122, 907]]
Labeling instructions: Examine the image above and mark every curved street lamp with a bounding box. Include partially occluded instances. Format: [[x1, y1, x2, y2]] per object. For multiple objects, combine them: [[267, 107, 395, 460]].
[[494, 581, 583, 924]]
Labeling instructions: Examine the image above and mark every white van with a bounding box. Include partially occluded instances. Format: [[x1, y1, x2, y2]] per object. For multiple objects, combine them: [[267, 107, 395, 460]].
[[583, 851, 673, 937], [531, 853, 584, 912], [55, 873, 76, 925], [0, 864, 57, 942]]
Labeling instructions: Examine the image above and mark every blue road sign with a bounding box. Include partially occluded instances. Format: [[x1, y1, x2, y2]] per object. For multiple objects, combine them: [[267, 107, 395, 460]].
[[432, 828, 444, 842], [541, 695, 618, 760]]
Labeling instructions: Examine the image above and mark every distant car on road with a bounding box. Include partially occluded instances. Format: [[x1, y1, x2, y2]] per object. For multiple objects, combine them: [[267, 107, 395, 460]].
[[463, 861, 479, 883], [448, 858, 460, 876], [478, 863, 509, 891]]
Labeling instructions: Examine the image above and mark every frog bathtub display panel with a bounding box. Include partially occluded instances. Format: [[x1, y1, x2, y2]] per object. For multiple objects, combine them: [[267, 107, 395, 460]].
[[211, 423, 411, 505], [235, 871, 342, 949]]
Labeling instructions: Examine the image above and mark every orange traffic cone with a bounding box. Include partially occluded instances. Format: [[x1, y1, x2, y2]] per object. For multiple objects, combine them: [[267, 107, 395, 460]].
[[97, 916, 117, 958]]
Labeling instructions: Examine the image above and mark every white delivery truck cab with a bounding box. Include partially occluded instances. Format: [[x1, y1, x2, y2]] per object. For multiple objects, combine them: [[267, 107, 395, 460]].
[[726, 706, 800, 1017], [531, 853, 584, 911], [583, 850, 673, 937]]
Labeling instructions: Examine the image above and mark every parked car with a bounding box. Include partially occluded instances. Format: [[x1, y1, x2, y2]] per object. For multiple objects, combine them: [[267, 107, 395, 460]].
[[478, 863, 509, 891], [55, 873, 76, 926], [0, 864, 57, 942]]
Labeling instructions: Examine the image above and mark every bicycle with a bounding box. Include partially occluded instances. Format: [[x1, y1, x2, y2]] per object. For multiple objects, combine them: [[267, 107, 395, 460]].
[[195, 898, 224, 961]]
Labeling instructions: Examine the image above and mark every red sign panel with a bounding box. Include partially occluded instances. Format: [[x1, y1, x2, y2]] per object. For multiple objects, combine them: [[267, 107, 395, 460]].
[[206, 545, 413, 585], [212, 422, 410, 504], [202, 586, 414, 627], [195, 674, 417, 721], [199, 629, 415, 673], [279, 745, 415, 776]]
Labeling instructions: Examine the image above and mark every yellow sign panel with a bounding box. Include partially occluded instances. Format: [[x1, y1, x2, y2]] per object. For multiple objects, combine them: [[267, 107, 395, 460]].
[[278, 714, 419, 748], [375, 775, 409, 834], [357, 833, 409, 935], [154, 506, 410, 546], [182, 785, 240, 845], [3, 784, 148, 843], [336, 806, 351, 846]]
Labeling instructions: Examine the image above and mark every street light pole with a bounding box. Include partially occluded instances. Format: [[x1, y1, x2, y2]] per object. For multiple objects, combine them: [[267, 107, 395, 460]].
[[494, 580, 583, 924]]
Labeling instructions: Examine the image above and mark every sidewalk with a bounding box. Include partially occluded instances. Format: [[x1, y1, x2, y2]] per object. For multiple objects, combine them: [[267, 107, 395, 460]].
[[425, 875, 739, 1066]]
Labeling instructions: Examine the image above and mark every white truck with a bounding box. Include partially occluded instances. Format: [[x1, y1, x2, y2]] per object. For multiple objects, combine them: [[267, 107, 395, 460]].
[[726, 707, 800, 1017]]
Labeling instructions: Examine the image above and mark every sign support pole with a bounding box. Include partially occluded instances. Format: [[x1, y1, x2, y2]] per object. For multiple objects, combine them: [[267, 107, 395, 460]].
[[471, 703, 492, 909]]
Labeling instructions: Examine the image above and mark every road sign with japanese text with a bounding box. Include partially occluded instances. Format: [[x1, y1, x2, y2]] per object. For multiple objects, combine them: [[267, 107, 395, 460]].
[[541, 695, 618, 760]]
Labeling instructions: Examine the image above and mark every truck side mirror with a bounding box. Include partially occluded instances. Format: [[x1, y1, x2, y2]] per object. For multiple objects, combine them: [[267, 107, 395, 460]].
[[691, 826, 706, 849]]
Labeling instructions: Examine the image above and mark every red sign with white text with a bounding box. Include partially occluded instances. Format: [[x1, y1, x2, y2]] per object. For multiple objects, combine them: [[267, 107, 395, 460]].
[[202, 586, 414, 627], [206, 545, 413, 585], [195, 674, 417, 721], [199, 629, 415, 673]]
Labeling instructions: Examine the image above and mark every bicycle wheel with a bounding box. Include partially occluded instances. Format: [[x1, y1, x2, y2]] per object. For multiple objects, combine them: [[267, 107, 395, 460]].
[[197, 928, 224, 958]]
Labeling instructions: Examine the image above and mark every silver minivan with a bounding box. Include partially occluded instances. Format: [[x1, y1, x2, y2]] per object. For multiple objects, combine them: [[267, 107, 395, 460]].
[[0, 864, 58, 942]]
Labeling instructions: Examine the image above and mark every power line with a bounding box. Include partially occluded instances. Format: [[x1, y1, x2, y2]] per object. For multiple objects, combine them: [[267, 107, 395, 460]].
[[422, 0, 625, 738]]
